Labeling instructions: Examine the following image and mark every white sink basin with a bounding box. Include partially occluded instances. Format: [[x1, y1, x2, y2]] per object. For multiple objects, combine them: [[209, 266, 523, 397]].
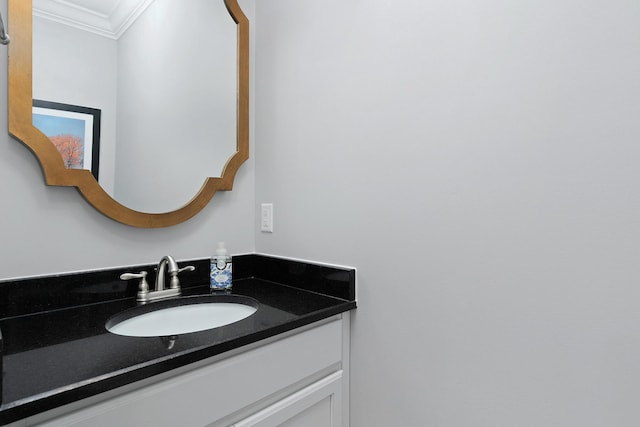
[[106, 295, 258, 337]]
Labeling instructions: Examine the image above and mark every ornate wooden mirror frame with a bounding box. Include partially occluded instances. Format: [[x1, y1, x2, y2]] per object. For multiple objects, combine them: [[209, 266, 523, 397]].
[[7, 0, 249, 228]]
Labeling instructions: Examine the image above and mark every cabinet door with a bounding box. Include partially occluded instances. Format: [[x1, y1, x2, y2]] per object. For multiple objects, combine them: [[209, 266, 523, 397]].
[[233, 371, 343, 427]]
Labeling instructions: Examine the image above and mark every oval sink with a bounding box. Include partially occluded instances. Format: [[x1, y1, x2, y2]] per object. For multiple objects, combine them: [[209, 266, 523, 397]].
[[106, 295, 258, 337]]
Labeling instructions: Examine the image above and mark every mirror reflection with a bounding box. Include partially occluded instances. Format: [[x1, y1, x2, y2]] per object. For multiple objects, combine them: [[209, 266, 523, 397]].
[[32, 0, 237, 213]]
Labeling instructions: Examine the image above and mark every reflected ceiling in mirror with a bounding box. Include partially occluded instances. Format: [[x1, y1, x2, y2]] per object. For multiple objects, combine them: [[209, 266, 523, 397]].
[[8, 0, 249, 227]]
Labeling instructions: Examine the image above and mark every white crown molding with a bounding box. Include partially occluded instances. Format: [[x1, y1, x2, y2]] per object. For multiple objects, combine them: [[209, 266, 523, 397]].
[[33, 0, 155, 40]]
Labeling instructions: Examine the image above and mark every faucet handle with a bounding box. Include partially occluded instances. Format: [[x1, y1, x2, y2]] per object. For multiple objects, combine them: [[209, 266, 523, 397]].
[[167, 265, 196, 289], [178, 265, 196, 274], [120, 271, 150, 301]]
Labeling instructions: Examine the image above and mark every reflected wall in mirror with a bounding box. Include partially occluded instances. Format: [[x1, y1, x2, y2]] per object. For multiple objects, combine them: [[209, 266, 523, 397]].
[[8, 0, 249, 227]]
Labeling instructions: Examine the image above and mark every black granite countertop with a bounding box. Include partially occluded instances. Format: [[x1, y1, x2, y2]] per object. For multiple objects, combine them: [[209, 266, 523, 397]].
[[0, 254, 356, 424]]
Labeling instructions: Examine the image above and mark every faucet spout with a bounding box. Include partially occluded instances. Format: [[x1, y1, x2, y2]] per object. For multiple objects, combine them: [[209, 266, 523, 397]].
[[156, 255, 179, 291]]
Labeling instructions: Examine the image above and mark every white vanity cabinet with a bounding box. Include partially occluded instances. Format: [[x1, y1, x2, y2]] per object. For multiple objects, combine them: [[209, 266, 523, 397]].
[[14, 315, 350, 427]]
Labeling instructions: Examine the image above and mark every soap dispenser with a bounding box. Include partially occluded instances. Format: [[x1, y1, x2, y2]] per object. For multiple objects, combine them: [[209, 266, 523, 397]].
[[210, 241, 232, 290]]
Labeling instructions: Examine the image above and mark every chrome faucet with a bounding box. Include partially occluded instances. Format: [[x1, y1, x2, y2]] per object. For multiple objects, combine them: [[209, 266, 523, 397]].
[[120, 255, 195, 303]]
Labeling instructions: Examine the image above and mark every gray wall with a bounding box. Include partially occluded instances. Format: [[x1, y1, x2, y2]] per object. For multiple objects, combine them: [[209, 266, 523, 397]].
[[4, 0, 640, 425], [0, 0, 256, 280], [254, 0, 640, 425]]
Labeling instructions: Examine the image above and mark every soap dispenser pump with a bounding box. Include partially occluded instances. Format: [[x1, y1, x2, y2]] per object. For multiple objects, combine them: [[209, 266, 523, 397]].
[[210, 241, 232, 290]]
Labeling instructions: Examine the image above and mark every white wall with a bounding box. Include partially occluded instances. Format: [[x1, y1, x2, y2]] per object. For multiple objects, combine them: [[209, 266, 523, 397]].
[[0, 0, 256, 280], [254, 0, 640, 426]]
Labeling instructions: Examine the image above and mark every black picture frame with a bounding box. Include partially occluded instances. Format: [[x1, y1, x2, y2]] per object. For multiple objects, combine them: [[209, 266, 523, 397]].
[[32, 99, 101, 180]]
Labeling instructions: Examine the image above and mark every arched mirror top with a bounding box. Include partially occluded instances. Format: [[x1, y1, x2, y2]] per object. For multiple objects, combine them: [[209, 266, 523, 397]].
[[7, 0, 249, 227]]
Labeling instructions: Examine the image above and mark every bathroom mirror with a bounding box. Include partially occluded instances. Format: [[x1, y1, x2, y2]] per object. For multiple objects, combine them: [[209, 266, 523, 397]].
[[8, 0, 249, 227]]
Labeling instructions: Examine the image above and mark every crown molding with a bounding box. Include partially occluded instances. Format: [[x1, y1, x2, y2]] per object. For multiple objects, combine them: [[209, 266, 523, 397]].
[[33, 0, 154, 39]]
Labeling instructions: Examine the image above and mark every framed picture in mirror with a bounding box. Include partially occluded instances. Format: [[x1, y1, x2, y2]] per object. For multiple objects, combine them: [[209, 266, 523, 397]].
[[32, 100, 101, 180]]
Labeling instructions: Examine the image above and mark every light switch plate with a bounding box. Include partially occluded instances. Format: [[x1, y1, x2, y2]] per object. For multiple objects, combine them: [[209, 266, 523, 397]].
[[261, 203, 273, 233]]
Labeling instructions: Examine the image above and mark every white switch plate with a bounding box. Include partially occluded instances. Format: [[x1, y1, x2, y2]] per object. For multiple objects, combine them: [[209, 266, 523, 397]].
[[261, 203, 273, 233]]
